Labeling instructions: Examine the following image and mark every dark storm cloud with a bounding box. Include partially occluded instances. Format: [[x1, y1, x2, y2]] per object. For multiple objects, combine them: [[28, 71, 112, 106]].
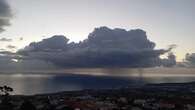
[[0, 37, 12, 42], [0, 50, 21, 62], [18, 26, 170, 68], [0, 50, 57, 70], [0, 55, 57, 70], [0, 0, 12, 33], [0, 50, 20, 70], [0, 55, 14, 70]]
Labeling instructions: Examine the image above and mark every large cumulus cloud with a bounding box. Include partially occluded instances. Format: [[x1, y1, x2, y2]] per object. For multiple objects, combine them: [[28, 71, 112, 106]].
[[18, 27, 169, 68], [0, 0, 12, 33]]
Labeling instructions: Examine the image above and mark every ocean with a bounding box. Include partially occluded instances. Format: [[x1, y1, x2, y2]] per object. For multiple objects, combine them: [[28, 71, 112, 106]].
[[0, 68, 195, 95]]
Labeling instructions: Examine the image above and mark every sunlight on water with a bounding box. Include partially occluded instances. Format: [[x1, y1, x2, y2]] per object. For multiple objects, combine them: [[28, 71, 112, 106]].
[[0, 73, 52, 78]]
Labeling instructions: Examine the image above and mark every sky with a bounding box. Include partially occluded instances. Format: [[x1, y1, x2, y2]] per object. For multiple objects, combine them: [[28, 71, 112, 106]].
[[0, 0, 195, 61]]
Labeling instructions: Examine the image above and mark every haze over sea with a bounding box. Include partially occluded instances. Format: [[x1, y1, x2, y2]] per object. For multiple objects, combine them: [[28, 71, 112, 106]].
[[1, 67, 195, 95]]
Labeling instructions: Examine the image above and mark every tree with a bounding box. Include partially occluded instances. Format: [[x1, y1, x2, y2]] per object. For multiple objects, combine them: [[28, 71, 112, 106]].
[[0, 86, 14, 110], [0, 85, 13, 96]]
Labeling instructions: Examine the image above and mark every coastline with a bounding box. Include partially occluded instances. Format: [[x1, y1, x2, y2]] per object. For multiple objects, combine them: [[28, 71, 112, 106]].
[[1, 81, 195, 110]]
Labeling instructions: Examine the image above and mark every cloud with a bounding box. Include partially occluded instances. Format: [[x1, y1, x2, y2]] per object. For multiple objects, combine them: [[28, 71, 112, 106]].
[[0, 0, 12, 33], [25, 35, 69, 52], [0, 55, 57, 71], [0, 50, 21, 62], [0, 55, 15, 70], [6, 45, 17, 50], [186, 53, 195, 66], [0, 50, 19, 70], [0, 48, 5, 51], [161, 52, 176, 67], [0, 50, 15, 55], [18, 26, 169, 68], [0, 50, 58, 71], [19, 37, 23, 41], [0, 37, 12, 42]]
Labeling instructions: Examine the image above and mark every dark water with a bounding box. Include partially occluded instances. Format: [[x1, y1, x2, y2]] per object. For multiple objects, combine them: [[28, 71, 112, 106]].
[[1, 68, 195, 95]]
